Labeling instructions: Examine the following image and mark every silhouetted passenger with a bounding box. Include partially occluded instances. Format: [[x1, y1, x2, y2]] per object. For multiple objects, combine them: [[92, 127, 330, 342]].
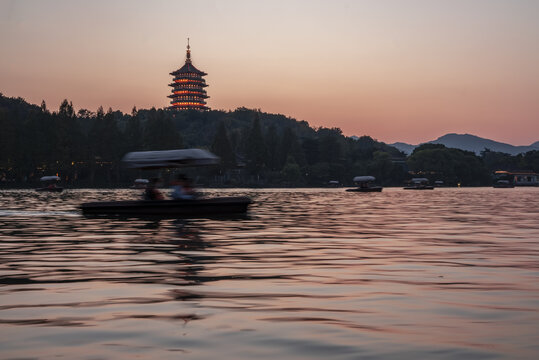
[[170, 174, 196, 200], [144, 178, 164, 201]]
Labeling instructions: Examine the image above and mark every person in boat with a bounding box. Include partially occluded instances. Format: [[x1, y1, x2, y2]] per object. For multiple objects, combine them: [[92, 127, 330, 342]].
[[144, 178, 164, 201], [170, 174, 196, 200]]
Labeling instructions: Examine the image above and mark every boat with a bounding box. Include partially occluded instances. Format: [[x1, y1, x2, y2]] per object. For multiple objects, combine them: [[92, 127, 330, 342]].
[[346, 176, 383, 192], [434, 180, 444, 187], [327, 180, 340, 187], [35, 176, 64, 192], [81, 197, 252, 216], [493, 180, 514, 188], [80, 148, 252, 217], [122, 148, 219, 169], [494, 171, 537, 186], [130, 178, 149, 189], [403, 178, 434, 190]]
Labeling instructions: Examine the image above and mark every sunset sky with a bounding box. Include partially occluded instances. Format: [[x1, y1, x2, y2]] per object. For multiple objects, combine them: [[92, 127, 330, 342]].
[[1, 0, 538, 145]]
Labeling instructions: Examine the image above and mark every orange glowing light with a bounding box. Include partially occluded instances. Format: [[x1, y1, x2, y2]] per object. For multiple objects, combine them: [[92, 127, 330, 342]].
[[174, 79, 204, 83], [171, 102, 205, 107], [173, 91, 203, 95]]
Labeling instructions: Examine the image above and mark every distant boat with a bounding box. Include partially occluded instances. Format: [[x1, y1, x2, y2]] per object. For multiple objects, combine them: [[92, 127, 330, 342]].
[[130, 178, 149, 189], [493, 180, 514, 188], [494, 171, 537, 187], [35, 176, 63, 192], [328, 180, 340, 187], [403, 178, 434, 190], [80, 148, 252, 217], [434, 180, 444, 187], [346, 176, 383, 192]]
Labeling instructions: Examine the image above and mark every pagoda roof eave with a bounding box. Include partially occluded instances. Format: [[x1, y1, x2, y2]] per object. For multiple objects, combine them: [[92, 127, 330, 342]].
[[168, 95, 209, 99], [171, 71, 208, 76], [170, 62, 207, 76]]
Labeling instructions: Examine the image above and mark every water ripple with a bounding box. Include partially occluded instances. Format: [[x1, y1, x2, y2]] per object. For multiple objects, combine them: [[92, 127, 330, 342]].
[[0, 188, 538, 359]]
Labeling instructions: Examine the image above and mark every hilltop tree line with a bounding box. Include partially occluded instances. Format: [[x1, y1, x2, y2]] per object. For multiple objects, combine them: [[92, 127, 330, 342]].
[[0, 94, 537, 187]]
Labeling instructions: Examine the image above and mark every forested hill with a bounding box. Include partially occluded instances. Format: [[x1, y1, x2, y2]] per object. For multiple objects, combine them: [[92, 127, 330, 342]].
[[3, 94, 537, 188], [0, 94, 405, 187]]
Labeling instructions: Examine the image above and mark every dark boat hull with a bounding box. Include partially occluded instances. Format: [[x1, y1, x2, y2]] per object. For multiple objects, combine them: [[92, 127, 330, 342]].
[[346, 187, 383, 192], [80, 196, 252, 217], [403, 186, 434, 190], [35, 187, 64, 192]]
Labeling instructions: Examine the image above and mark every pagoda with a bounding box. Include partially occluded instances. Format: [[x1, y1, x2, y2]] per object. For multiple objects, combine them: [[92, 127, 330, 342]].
[[168, 39, 209, 110]]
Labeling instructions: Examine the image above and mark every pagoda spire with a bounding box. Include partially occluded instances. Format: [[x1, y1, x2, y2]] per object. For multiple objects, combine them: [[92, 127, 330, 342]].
[[185, 38, 191, 64]]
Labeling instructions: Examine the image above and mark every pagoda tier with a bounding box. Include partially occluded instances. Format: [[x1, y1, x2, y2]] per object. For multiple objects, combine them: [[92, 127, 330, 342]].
[[168, 39, 209, 111]]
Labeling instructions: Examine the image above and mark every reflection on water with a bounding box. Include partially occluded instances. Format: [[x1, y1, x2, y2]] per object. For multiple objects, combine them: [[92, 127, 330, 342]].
[[0, 188, 538, 359]]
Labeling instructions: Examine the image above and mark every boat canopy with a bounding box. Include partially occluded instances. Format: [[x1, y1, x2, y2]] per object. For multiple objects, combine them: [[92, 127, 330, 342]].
[[411, 177, 429, 183], [134, 179, 149, 184], [123, 149, 219, 169], [353, 176, 375, 183], [40, 176, 60, 181]]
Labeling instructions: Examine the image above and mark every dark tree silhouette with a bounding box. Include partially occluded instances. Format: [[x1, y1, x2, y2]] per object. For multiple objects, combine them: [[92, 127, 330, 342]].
[[211, 121, 235, 169], [2, 94, 532, 188]]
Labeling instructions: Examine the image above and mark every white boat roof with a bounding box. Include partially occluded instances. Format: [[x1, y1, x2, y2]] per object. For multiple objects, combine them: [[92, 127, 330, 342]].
[[123, 149, 219, 169], [134, 178, 149, 184], [353, 176, 375, 182], [411, 177, 429, 182], [40, 176, 60, 181]]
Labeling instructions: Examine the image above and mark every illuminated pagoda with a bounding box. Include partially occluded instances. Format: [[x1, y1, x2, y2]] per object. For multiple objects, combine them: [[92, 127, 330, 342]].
[[168, 39, 209, 110]]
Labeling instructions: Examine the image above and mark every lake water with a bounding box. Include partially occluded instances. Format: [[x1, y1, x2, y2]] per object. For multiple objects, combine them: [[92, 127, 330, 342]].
[[0, 188, 538, 359]]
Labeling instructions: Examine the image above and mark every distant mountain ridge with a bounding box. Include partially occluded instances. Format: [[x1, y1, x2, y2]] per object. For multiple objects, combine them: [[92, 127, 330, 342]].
[[389, 133, 539, 155]]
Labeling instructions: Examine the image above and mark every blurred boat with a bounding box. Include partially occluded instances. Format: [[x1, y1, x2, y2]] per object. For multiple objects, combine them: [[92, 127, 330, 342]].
[[403, 178, 434, 190], [80, 148, 252, 217], [122, 148, 220, 169], [81, 197, 252, 216], [35, 176, 63, 192], [346, 176, 383, 192]]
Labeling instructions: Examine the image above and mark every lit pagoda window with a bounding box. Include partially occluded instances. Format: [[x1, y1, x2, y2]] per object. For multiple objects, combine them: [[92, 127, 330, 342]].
[[168, 38, 210, 111]]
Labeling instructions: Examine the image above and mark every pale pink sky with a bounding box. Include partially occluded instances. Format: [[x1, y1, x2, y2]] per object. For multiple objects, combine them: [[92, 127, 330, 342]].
[[1, 0, 538, 145]]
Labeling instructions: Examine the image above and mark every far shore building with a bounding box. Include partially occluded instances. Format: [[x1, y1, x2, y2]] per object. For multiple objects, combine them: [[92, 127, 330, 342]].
[[168, 39, 209, 110]]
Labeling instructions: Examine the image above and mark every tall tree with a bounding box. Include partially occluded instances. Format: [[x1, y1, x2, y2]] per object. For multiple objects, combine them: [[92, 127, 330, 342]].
[[40, 100, 48, 114], [278, 127, 304, 168], [408, 146, 489, 185], [265, 124, 279, 171], [125, 114, 143, 152], [211, 121, 235, 168], [245, 114, 266, 174], [55, 99, 84, 182], [144, 109, 183, 150]]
